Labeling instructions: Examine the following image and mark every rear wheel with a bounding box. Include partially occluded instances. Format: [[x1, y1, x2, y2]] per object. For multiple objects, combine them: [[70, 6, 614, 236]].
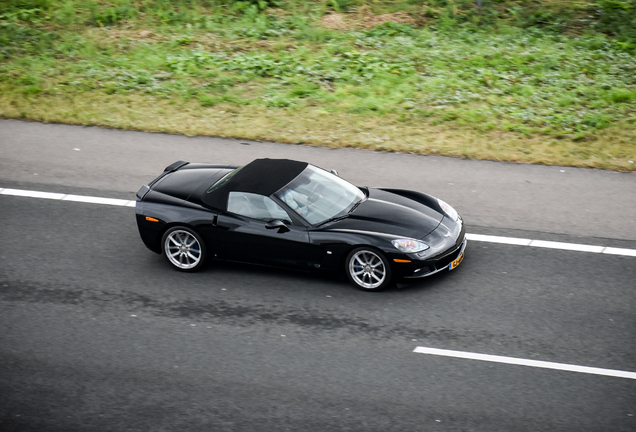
[[161, 226, 207, 272], [345, 247, 392, 291]]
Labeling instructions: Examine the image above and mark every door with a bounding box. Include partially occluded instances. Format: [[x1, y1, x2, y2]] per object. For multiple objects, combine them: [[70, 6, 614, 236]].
[[215, 192, 322, 269]]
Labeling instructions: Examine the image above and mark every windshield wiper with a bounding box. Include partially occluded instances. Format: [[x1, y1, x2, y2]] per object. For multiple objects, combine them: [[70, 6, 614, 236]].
[[348, 198, 363, 214], [316, 198, 364, 227], [315, 214, 349, 228]]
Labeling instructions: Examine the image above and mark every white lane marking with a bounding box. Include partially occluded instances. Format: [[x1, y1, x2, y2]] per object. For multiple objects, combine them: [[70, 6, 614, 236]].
[[465, 233, 635, 257], [1, 187, 136, 208], [2, 187, 635, 257], [62, 194, 133, 207], [603, 247, 636, 257], [413, 347, 636, 380], [528, 239, 605, 253], [465, 233, 531, 246], [0, 188, 66, 200]]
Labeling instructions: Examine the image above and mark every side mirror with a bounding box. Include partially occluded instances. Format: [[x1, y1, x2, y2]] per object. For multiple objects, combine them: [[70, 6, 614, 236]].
[[330, 169, 339, 176], [265, 219, 290, 233]]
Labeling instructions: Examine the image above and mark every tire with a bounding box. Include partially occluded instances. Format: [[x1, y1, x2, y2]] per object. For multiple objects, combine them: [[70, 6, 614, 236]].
[[345, 247, 392, 291], [161, 226, 207, 272]]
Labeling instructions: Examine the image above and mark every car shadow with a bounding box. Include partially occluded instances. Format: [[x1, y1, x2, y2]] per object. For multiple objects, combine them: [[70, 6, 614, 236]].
[[143, 253, 462, 294], [207, 258, 461, 294]]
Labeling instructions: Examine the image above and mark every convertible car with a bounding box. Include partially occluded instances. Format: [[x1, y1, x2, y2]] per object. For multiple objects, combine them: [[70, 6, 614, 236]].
[[135, 158, 466, 291]]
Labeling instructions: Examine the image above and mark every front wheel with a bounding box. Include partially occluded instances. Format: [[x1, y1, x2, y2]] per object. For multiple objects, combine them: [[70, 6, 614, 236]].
[[161, 226, 207, 272], [345, 248, 392, 291]]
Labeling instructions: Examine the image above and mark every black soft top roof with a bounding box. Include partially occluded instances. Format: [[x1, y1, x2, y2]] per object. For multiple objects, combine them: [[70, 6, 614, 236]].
[[202, 158, 308, 209]]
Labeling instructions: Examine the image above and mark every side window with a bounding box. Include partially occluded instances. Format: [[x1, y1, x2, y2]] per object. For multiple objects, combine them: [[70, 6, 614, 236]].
[[227, 192, 292, 224]]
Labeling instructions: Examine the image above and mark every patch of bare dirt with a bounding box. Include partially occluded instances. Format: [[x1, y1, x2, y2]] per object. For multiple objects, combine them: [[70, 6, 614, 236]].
[[99, 28, 168, 41], [321, 7, 418, 31], [321, 13, 351, 30]]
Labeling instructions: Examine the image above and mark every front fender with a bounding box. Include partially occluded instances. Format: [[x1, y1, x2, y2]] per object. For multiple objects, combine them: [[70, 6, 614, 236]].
[[308, 229, 399, 273]]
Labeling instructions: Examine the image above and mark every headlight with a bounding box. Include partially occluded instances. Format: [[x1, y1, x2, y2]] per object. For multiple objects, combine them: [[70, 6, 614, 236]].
[[391, 238, 430, 253], [438, 198, 459, 221]]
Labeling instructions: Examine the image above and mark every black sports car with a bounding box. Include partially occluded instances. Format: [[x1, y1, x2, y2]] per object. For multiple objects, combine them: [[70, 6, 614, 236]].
[[136, 158, 466, 291]]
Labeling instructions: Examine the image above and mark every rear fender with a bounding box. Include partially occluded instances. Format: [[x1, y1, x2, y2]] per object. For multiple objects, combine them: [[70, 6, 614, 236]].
[[136, 201, 218, 254]]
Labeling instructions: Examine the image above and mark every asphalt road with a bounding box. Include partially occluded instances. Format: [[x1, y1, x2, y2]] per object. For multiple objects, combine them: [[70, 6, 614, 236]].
[[1, 119, 635, 431]]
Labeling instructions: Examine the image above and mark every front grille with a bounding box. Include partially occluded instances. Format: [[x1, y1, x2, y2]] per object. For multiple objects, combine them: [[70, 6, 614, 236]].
[[433, 240, 464, 271]]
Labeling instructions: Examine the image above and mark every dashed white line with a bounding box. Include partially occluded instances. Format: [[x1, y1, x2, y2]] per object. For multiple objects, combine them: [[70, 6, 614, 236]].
[[0, 188, 66, 200], [1, 187, 136, 207], [465, 233, 635, 257], [62, 194, 134, 207], [603, 247, 636, 257], [2, 187, 635, 257], [465, 233, 531, 246], [413, 347, 636, 380], [528, 239, 604, 253]]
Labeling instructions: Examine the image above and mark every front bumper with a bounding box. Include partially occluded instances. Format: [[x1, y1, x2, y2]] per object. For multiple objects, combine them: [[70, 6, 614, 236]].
[[398, 236, 467, 280]]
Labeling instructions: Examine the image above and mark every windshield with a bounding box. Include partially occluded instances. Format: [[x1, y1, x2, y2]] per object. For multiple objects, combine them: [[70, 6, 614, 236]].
[[274, 165, 365, 225]]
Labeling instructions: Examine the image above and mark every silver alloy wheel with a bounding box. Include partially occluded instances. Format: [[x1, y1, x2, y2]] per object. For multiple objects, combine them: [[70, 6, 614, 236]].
[[348, 249, 387, 289], [164, 229, 202, 270]]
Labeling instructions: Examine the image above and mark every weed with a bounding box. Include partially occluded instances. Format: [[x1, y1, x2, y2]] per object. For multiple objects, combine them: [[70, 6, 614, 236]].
[[365, 22, 414, 38], [610, 88, 636, 103], [22, 85, 42, 94], [88, 2, 138, 27], [594, 0, 636, 52]]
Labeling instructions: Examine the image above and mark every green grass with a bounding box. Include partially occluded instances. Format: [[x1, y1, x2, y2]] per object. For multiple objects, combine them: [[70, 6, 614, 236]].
[[0, 0, 635, 170]]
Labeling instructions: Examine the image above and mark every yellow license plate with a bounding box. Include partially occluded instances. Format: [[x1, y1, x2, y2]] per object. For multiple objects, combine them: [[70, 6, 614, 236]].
[[449, 250, 465, 270]]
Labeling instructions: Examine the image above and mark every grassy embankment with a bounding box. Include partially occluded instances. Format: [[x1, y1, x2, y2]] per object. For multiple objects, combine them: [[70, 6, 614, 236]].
[[1, 0, 635, 170]]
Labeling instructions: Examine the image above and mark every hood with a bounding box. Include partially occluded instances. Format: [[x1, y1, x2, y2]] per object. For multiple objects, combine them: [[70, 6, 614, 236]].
[[325, 188, 444, 239]]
